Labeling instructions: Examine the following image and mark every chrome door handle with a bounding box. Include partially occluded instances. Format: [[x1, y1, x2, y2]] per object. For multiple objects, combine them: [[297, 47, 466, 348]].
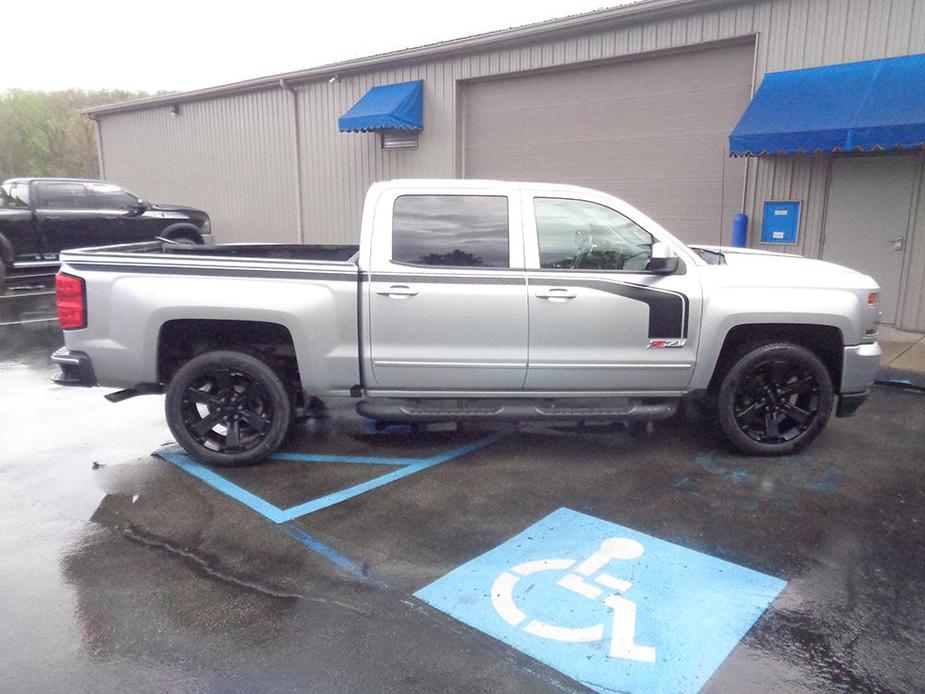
[[535, 288, 578, 301], [891, 236, 905, 251], [376, 284, 419, 298]]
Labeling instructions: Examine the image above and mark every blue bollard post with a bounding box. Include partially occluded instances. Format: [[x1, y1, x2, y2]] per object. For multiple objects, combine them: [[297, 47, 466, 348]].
[[731, 213, 748, 248]]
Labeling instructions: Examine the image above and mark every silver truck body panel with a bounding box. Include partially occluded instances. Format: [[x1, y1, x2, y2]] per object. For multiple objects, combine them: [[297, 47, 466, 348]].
[[59, 180, 881, 404]]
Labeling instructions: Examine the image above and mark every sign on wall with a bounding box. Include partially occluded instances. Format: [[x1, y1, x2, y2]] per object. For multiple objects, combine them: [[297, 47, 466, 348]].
[[761, 201, 801, 244]]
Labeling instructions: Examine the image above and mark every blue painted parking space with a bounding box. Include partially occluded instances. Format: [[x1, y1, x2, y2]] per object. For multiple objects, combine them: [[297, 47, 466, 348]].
[[156, 432, 503, 524], [415, 507, 786, 694]]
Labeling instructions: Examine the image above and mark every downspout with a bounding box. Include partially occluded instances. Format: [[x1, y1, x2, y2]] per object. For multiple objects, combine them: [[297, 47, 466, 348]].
[[280, 79, 305, 243], [89, 115, 105, 179]]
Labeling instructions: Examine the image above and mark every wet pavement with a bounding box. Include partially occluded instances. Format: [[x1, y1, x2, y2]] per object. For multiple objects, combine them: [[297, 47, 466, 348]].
[[2, 296, 924, 692]]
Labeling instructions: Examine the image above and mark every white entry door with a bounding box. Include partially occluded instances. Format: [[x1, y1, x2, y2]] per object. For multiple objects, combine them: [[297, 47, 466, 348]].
[[822, 156, 916, 324]]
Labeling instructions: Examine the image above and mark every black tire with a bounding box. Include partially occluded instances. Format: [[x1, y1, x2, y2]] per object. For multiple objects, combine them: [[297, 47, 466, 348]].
[[165, 350, 291, 466], [717, 342, 833, 456], [160, 223, 203, 245]]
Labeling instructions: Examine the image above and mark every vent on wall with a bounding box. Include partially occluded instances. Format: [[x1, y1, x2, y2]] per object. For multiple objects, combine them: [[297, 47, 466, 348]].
[[380, 129, 419, 150]]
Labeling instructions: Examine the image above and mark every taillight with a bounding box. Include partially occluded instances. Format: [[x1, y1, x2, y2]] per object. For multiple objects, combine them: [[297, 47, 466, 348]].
[[868, 292, 879, 307], [55, 273, 86, 329]]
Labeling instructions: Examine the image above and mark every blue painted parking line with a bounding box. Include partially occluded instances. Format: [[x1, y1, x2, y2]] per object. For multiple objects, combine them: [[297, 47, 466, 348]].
[[156, 432, 503, 524], [415, 508, 786, 694]]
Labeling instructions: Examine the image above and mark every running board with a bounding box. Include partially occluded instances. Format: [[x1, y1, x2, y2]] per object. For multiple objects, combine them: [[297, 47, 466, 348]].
[[356, 397, 678, 423]]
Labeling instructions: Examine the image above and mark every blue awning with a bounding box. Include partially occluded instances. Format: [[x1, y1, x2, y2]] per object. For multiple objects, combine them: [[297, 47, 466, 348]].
[[338, 80, 423, 132], [729, 53, 925, 156]]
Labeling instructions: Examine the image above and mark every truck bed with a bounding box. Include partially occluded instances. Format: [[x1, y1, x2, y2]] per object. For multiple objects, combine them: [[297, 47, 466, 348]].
[[74, 240, 361, 263]]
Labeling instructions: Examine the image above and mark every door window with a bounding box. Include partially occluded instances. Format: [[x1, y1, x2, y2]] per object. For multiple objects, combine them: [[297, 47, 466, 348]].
[[89, 183, 140, 210], [534, 198, 653, 271], [0, 182, 29, 208], [392, 194, 509, 268], [34, 182, 92, 210]]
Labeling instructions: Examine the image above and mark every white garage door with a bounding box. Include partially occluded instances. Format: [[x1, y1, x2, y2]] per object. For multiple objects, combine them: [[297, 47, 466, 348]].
[[463, 42, 755, 245]]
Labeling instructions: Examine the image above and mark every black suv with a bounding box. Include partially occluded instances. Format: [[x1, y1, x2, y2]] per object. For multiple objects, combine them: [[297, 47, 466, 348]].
[[0, 178, 213, 272]]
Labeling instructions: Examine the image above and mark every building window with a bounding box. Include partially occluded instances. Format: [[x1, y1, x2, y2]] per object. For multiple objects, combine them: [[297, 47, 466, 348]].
[[380, 129, 419, 150], [392, 194, 509, 268]]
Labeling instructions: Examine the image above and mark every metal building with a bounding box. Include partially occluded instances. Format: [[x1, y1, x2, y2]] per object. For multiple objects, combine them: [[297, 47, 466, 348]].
[[86, 0, 925, 331]]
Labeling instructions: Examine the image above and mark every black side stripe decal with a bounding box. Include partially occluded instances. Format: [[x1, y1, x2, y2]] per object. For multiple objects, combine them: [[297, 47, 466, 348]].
[[366, 272, 524, 286], [68, 262, 357, 283], [364, 272, 689, 339], [535, 277, 689, 339]]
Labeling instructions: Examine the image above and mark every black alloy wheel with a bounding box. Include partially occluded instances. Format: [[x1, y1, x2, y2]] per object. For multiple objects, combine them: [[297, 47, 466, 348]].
[[718, 342, 833, 456], [165, 351, 291, 466]]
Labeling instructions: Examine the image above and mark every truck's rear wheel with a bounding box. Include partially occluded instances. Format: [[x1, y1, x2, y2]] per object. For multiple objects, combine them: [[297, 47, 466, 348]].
[[165, 350, 291, 466], [717, 342, 833, 456]]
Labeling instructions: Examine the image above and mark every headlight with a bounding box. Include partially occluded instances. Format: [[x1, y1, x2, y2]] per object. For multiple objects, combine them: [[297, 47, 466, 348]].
[[201, 217, 211, 234]]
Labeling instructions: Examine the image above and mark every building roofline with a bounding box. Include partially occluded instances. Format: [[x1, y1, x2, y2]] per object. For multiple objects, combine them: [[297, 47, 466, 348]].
[[84, 0, 737, 117]]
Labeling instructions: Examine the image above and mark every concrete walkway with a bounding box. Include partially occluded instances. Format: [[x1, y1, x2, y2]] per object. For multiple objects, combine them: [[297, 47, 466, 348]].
[[878, 325, 925, 388]]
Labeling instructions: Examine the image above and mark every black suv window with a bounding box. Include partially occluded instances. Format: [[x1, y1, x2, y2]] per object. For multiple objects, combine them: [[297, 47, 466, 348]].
[[89, 183, 140, 210], [0, 183, 29, 208], [34, 182, 92, 210], [392, 195, 509, 268]]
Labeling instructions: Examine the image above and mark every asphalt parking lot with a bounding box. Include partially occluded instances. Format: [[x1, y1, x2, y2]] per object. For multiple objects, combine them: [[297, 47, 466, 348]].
[[2, 286, 924, 693]]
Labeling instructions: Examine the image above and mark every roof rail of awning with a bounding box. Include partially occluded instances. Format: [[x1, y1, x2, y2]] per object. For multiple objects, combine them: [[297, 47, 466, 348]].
[[729, 53, 925, 157]]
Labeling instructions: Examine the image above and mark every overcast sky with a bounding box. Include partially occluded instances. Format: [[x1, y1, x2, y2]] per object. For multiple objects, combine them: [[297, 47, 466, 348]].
[[4, 0, 630, 94]]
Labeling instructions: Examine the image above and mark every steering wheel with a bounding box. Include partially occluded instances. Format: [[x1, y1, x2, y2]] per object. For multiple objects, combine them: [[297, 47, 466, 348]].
[[571, 229, 595, 269]]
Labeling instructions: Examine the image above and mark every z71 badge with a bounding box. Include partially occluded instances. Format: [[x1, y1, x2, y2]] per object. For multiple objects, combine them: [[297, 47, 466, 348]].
[[647, 339, 687, 349]]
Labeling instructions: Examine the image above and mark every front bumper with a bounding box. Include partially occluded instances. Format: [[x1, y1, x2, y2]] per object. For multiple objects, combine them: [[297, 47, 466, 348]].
[[835, 342, 881, 418], [841, 342, 882, 394], [51, 347, 97, 387]]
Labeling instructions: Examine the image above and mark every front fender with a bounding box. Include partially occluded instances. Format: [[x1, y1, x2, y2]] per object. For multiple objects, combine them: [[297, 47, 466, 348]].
[[689, 287, 861, 391]]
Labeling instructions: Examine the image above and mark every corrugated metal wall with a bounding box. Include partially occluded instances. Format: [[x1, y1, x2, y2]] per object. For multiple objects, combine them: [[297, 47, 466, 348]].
[[98, 0, 925, 329], [99, 90, 299, 244]]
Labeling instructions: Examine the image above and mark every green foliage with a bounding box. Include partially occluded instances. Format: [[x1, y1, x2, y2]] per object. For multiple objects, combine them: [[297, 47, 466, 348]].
[[0, 89, 154, 181]]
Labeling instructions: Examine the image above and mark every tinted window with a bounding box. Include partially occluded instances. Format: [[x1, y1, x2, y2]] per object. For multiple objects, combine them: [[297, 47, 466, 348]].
[[0, 183, 29, 208], [535, 198, 654, 272], [34, 182, 92, 210], [89, 183, 140, 210], [392, 195, 509, 268]]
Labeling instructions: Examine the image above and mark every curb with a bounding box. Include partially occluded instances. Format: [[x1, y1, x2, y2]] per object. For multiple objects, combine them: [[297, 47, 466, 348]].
[[875, 366, 925, 391]]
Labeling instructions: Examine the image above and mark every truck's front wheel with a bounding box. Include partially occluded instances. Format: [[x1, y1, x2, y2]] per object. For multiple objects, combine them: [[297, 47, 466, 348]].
[[717, 342, 833, 456], [165, 350, 291, 466]]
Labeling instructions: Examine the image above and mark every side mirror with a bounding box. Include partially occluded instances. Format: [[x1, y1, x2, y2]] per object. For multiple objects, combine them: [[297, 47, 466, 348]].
[[649, 242, 680, 274], [128, 199, 148, 216]]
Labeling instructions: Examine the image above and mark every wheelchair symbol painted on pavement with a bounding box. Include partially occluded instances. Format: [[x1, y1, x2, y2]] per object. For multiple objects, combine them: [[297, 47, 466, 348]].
[[415, 508, 787, 693], [490, 537, 656, 662]]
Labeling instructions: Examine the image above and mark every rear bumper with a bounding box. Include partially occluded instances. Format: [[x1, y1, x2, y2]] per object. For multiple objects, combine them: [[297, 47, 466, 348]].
[[51, 347, 97, 387], [841, 342, 881, 394]]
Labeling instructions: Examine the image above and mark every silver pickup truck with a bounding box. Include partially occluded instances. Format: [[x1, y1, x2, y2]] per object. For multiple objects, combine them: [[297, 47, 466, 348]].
[[51, 179, 882, 465]]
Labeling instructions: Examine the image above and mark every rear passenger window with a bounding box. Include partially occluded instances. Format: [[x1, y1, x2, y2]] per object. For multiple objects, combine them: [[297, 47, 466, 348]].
[[392, 195, 509, 268], [34, 182, 92, 210]]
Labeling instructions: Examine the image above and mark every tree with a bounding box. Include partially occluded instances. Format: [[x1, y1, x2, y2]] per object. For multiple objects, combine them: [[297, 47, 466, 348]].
[[0, 89, 162, 181]]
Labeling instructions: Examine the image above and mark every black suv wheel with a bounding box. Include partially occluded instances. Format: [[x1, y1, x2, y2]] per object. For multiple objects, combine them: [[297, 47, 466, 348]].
[[717, 342, 834, 456], [165, 350, 291, 466]]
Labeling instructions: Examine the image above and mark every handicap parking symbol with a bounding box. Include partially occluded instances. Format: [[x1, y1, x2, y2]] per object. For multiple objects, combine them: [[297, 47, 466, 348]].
[[415, 508, 786, 693]]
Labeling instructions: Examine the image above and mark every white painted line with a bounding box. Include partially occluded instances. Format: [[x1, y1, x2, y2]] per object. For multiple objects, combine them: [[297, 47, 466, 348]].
[[491, 572, 526, 627], [594, 572, 633, 593], [0, 317, 58, 326], [513, 558, 575, 576], [523, 619, 603, 643], [556, 572, 604, 600]]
